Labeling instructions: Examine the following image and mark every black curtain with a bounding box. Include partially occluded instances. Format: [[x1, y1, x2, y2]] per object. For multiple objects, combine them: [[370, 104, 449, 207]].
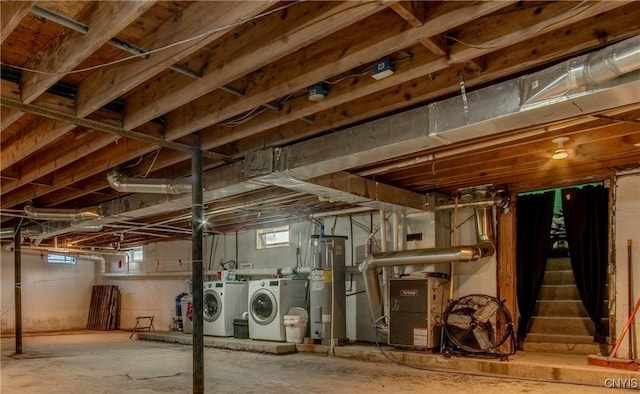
[[561, 185, 608, 342], [516, 191, 555, 343]]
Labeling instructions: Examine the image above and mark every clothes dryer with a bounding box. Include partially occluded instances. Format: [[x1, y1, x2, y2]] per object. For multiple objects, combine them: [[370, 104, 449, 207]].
[[248, 278, 307, 341], [203, 281, 248, 337]]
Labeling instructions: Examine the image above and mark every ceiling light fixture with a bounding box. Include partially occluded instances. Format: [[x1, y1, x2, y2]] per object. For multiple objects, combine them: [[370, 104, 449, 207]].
[[551, 137, 570, 160]]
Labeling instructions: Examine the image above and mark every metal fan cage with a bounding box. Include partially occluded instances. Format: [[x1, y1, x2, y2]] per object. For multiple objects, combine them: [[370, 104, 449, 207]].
[[442, 294, 514, 353]]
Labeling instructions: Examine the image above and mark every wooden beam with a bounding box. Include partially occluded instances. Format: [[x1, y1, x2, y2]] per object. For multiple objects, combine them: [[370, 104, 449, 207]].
[[164, 1, 511, 142], [2, 79, 73, 115], [207, 1, 634, 152], [306, 171, 426, 212], [75, 1, 274, 118], [419, 36, 448, 58], [447, 1, 629, 65], [20, 1, 153, 103], [123, 1, 391, 132], [0, 108, 23, 132], [391, 2, 450, 58], [1, 1, 35, 44], [382, 124, 640, 184], [1, 119, 75, 169], [21, 1, 153, 103], [390, 2, 424, 27], [37, 173, 113, 207], [0, 96, 227, 160], [1, 129, 118, 194], [0, 137, 154, 209]]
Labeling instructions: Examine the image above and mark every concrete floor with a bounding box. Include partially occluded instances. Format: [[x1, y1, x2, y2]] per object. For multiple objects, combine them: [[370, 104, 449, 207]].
[[1, 331, 638, 393]]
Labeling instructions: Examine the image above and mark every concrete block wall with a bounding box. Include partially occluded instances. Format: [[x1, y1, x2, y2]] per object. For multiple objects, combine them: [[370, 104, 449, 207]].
[[1, 250, 101, 334], [103, 277, 190, 331]]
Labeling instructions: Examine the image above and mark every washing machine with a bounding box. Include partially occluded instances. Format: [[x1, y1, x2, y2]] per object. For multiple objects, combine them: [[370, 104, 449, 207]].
[[248, 278, 307, 341], [203, 281, 248, 337]]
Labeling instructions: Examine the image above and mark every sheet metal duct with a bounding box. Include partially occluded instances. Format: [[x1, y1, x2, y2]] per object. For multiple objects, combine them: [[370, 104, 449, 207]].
[[273, 36, 640, 179], [24, 204, 102, 220], [523, 35, 640, 106], [249, 170, 426, 214], [359, 206, 495, 325], [0, 227, 40, 239], [228, 266, 311, 276], [107, 170, 191, 194]]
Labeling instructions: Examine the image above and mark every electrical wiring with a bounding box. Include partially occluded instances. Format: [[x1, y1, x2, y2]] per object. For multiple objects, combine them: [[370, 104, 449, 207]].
[[0, 1, 303, 76], [450, 214, 475, 234], [323, 70, 369, 85], [445, 0, 588, 51], [219, 88, 307, 127], [124, 150, 156, 169], [220, 106, 269, 126], [322, 49, 412, 86], [142, 148, 161, 178]]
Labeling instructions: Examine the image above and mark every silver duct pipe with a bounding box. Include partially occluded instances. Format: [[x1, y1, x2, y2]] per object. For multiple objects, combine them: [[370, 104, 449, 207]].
[[0, 227, 41, 239], [435, 197, 505, 211], [523, 35, 640, 105], [359, 206, 495, 324], [227, 266, 311, 277], [0, 229, 15, 239], [2, 245, 111, 262], [24, 204, 102, 220], [107, 170, 191, 194]]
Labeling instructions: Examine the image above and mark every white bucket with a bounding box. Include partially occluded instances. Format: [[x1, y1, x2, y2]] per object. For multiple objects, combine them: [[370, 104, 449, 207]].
[[283, 307, 308, 344]]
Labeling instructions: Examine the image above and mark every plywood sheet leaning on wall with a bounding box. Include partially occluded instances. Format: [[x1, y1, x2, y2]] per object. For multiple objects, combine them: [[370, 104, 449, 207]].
[[87, 285, 120, 330]]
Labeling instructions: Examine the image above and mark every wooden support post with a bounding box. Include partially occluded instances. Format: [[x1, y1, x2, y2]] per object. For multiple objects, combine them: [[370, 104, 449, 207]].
[[497, 198, 516, 351]]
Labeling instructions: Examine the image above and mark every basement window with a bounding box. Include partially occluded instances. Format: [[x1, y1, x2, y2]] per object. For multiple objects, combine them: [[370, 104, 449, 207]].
[[256, 225, 290, 249], [130, 246, 144, 262], [47, 253, 77, 265]]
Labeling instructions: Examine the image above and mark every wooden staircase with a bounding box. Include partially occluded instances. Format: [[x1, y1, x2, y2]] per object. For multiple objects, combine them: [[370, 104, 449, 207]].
[[523, 257, 608, 355]]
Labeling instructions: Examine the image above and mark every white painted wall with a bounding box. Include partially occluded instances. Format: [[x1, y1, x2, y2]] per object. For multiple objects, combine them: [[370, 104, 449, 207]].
[[613, 173, 640, 357], [102, 277, 190, 331], [453, 207, 497, 298], [100, 240, 194, 330], [1, 250, 101, 334], [100, 209, 497, 339]]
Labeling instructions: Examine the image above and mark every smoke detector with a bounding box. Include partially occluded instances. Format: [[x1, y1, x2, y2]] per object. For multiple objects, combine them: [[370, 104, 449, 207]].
[[308, 84, 328, 101]]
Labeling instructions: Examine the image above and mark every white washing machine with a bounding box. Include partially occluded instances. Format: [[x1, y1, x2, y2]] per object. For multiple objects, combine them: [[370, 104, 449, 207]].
[[203, 281, 248, 337], [248, 278, 307, 341]]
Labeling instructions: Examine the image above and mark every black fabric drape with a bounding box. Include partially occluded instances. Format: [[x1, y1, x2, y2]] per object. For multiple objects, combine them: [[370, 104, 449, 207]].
[[561, 185, 608, 342], [515, 191, 555, 343]]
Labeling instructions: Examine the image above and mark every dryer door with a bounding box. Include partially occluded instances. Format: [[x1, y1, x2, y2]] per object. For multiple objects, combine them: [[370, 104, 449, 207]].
[[250, 289, 277, 325], [203, 290, 222, 323]]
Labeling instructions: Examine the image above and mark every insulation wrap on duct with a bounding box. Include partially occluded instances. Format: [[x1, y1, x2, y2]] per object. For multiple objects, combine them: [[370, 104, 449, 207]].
[[24, 204, 102, 220], [107, 170, 191, 194]]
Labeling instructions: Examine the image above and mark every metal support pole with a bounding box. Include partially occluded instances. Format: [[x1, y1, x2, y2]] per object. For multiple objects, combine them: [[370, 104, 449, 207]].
[[13, 218, 22, 354], [191, 148, 204, 394]]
